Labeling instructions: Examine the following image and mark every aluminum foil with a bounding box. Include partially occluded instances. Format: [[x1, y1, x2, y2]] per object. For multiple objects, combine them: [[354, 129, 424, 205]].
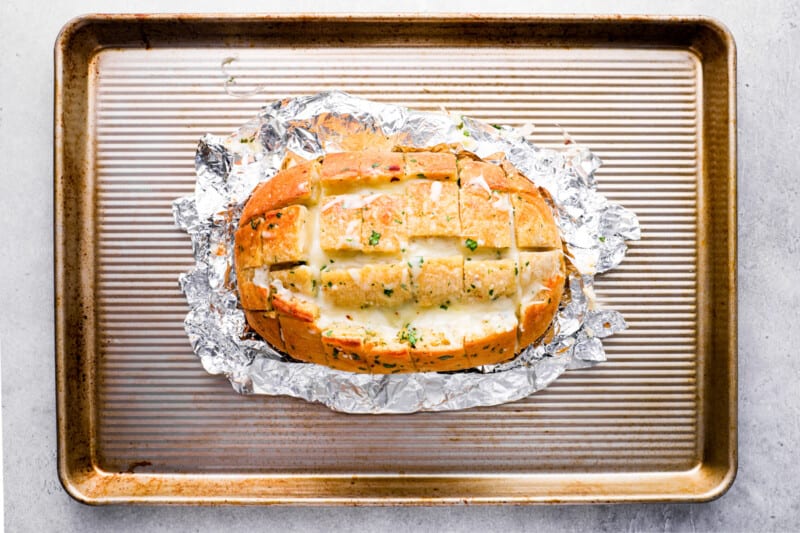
[[173, 91, 640, 414]]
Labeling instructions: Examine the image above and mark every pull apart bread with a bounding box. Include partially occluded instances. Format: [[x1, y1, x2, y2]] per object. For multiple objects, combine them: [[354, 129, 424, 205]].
[[234, 149, 566, 373]]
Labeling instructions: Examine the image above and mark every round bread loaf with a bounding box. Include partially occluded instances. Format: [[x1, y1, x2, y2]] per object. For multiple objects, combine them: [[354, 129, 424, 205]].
[[234, 148, 566, 374]]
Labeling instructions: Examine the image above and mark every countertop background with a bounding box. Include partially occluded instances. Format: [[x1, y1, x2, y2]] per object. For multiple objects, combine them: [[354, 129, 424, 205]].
[[2, 0, 798, 531]]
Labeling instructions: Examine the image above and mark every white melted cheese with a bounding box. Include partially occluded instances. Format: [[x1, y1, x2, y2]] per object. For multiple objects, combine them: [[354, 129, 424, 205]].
[[252, 266, 270, 288], [429, 180, 442, 202], [468, 174, 492, 195], [271, 173, 556, 346]]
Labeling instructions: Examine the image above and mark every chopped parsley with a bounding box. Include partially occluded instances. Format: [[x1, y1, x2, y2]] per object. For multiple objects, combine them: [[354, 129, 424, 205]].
[[599, 236, 606, 242], [398, 324, 421, 348], [383, 288, 394, 297], [368, 230, 381, 246], [371, 162, 380, 168], [275, 212, 282, 218], [465, 238, 478, 251], [439, 304, 449, 310], [417, 173, 426, 178], [249, 218, 259, 230]]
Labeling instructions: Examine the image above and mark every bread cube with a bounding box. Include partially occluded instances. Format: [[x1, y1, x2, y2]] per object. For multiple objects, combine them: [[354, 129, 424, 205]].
[[517, 251, 566, 346], [234, 217, 264, 269], [363, 329, 415, 374], [359, 151, 405, 184], [320, 152, 360, 189], [361, 194, 407, 253], [238, 267, 271, 310], [500, 160, 538, 194], [512, 191, 560, 249], [240, 159, 320, 223], [463, 259, 516, 302], [459, 185, 512, 249], [360, 263, 412, 307], [411, 256, 463, 307], [406, 180, 461, 237], [269, 265, 317, 296], [321, 322, 372, 373], [278, 315, 328, 366], [260, 205, 309, 265], [406, 326, 470, 372], [404, 152, 457, 181], [464, 313, 518, 366], [319, 195, 363, 252], [244, 309, 284, 351], [321, 264, 410, 308]]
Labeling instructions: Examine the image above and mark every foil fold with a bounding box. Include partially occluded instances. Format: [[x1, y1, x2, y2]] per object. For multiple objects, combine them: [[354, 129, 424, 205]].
[[173, 90, 640, 413]]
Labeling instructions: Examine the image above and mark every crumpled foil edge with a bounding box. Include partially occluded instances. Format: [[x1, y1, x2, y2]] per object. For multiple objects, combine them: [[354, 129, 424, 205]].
[[173, 90, 640, 414]]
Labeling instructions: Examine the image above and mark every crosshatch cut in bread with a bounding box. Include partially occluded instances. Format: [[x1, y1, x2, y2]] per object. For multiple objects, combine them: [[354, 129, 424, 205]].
[[234, 147, 566, 374]]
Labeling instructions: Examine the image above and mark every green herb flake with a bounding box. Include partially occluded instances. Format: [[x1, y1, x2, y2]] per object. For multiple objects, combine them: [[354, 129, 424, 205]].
[[249, 218, 259, 230], [324, 330, 333, 337], [371, 162, 380, 168], [327, 281, 332, 288], [383, 288, 394, 297], [417, 173, 426, 179], [320, 265, 327, 271], [489, 289, 494, 297], [491, 124, 502, 130], [514, 266, 519, 275], [275, 212, 282, 218], [599, 236, 606, 242], [465, 238, 478, 251], [410, 158, 417, 163], [382, 363, 397, 369], [398, 324, 421, 348], [439, 304, 449, 310], [368, 230, 381, 246], [463, 130, 470, 137], [438, 355, 454, 361]]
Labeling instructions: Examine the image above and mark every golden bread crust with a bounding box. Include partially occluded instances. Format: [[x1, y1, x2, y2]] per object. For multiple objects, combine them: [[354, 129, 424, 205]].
[[240, 160, 319, 225], [236, 148, 566, 373]]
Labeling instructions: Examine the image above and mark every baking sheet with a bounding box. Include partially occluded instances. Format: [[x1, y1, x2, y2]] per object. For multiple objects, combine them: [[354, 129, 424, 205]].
[[54, 14, 736, 504]]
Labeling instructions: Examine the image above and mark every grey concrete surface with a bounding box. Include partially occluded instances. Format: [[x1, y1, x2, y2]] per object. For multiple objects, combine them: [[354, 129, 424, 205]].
[[1, 0, 798, 531]]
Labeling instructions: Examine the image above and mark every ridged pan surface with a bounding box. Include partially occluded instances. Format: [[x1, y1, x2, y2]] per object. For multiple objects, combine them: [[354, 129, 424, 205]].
[[93, 46, 700, 474]]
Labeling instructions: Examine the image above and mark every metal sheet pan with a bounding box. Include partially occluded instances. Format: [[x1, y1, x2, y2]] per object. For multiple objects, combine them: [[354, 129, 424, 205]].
[[54, 14, 736, 504]]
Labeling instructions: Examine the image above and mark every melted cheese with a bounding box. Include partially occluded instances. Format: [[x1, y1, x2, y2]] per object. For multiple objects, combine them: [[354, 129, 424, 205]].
[[258, 169, 560, 351]]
